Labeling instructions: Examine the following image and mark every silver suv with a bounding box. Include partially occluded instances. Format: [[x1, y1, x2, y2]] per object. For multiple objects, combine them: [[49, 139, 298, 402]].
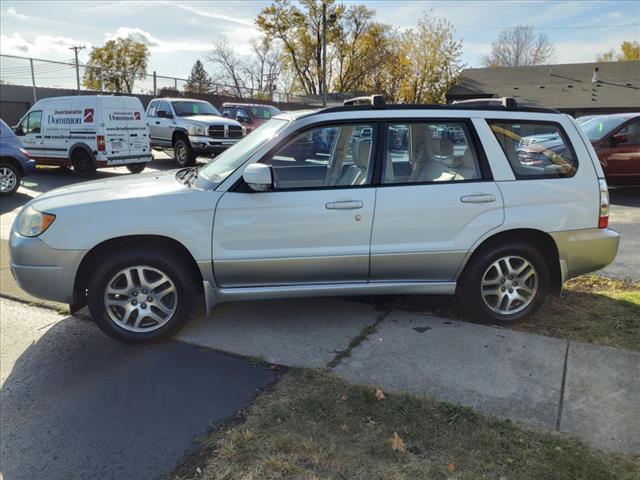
[[9, 96, 619, 343], [147, 98, 245, 167]]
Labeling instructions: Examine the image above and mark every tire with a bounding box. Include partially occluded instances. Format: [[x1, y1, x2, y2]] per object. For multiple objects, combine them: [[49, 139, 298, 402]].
[[72, 149, 97, 178], [126, 163, 146, 174], [0, 162, 21, 196], [459, 242, 549, 324], [87, 247, 196, 343], [173, 138, 195, 167]]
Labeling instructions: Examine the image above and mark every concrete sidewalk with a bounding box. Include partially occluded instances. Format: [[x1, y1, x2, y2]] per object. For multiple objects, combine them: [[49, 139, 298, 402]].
[[180, 303, 640, 455]]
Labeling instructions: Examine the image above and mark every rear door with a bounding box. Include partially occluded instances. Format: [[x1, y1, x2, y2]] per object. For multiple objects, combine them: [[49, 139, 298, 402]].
[[370, 120, 504, 281], [103, 98, 129, 160], [121, 97, 150, 158]]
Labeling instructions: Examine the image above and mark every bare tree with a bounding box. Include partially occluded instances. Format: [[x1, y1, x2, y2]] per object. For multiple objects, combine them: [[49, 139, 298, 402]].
[[246, 38, 283, 98], [206, 38, 248, 97], [482, 25, 554, 67]]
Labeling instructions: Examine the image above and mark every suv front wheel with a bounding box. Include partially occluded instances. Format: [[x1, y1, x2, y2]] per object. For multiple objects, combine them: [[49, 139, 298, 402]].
[[460, 242, 549, 324], [87, 247, 196, 343]]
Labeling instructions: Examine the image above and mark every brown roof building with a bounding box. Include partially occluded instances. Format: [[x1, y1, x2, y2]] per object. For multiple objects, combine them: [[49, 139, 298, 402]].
[[447, 61, 640, 117]]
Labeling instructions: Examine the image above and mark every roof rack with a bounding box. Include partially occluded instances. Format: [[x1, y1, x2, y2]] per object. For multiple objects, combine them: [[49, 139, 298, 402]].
[[343, 94, 386, 108], [451, 96, 518, 110]]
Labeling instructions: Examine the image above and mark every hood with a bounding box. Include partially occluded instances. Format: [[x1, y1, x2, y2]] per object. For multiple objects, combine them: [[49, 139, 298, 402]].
[[179, 115, 241, 126], [31, 170, 190, 213]]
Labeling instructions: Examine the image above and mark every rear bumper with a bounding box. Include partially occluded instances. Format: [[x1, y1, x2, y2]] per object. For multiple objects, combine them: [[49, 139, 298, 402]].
[[550, 228, 620, 282], [9, 229, 86, 304], [98, 153, 153, 167]]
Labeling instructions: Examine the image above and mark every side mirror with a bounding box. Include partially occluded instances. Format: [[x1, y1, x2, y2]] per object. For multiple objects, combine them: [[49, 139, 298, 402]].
[[242, 163, 273, 192], [236, 113, 249, 124], [12, 125, 24, 136], [157, 110, 173, 119]]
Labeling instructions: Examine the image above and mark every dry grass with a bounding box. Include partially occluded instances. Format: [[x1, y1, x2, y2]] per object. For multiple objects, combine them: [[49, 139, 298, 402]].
[[173, 370, 639, 480], [379, 275, 640, 351]]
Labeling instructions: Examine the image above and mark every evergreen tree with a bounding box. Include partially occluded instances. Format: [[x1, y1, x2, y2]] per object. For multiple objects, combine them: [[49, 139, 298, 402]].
[[185, 60, 214, 93]]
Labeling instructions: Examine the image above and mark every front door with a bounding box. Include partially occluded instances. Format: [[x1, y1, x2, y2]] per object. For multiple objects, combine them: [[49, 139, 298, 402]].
[[16, 110, 44, 159], [213, 122, 377, 287], [370, 120, 504, 281], [600, 118, 640, 184]]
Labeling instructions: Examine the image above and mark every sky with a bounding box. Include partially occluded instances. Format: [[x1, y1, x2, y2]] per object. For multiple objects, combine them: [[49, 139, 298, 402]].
[[1, 0, 639, 81]]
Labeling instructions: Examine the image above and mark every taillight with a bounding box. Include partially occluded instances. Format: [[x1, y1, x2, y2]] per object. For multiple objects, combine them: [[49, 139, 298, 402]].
[[18, 147, 32, 158], [97, 135, 106, 152], [598, 178, 609, 229]]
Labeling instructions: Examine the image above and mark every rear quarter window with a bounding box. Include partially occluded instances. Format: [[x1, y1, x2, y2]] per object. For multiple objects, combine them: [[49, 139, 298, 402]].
[[488, 120, 578, 179]]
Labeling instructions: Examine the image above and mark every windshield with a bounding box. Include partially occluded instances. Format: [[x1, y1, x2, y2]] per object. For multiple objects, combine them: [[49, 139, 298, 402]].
[[172, 101, 221, 117], [196, 118, 289, 187], [249, 105, 280, 120], [579, 116, 629, 141]]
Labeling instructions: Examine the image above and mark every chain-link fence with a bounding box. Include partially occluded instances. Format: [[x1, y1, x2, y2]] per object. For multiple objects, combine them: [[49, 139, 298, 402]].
[[0, 53, 321, 105]]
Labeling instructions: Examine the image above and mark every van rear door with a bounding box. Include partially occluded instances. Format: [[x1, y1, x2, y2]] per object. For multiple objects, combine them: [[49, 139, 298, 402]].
[[102, 97, 131, 163], [122, 97, 150, 160]]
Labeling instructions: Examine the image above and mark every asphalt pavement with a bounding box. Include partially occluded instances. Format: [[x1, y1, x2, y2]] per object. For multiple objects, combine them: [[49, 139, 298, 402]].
[[0, 298, 278, 480]]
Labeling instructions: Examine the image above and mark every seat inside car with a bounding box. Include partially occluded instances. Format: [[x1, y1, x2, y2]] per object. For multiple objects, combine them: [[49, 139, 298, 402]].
[[336, 138, 372, 186]]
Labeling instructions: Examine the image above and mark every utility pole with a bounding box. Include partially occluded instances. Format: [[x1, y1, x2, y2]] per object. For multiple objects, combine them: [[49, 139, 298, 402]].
[[322, 1, 327, 107], [69, 45, 86, 93]]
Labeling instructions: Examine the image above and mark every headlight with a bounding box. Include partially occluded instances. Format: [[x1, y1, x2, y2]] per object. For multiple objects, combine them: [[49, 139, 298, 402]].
[[187, 125, 207, 136], [18, 206, 56, 237]]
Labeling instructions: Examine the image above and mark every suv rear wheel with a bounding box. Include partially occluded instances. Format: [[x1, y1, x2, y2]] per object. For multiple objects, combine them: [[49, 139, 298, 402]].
[[87, 247, 196, 343], [174, 138, 195, 167], [72, 149, 97, 178], [459, 242, 549, 324], [0, 162, 21, 196]]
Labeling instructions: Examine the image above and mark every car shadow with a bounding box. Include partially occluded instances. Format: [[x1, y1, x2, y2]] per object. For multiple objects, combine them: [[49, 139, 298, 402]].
[[0, 312, 277, 480]]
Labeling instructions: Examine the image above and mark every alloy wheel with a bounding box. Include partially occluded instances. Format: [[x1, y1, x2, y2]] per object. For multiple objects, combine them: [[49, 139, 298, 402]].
[[0, 167, 18, 193], [104, 265, 178, 332], [480, 255, 538, 315]]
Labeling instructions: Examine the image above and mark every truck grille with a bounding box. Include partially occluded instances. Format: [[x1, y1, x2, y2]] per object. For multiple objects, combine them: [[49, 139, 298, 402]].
[[208, 125, 225, 138], [208, 125, 244, 139], [228, 126, 243, 138]]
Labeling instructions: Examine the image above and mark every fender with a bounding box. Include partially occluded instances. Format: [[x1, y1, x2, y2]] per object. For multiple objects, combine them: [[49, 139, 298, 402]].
[[69, 142, 96, 162]]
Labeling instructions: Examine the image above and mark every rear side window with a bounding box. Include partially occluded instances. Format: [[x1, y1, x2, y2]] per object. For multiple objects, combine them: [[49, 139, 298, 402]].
[[382, 122, 483, 184], [488, 120, 577, 179]]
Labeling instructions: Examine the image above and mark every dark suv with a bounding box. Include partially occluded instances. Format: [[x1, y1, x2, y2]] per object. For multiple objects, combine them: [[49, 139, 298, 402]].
[[221, 103, 281, 133]]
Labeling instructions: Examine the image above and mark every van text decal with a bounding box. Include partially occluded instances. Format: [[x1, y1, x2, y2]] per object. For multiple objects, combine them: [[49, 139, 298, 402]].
[[108, 111, 141, 122], [48, 109, 83, 125]]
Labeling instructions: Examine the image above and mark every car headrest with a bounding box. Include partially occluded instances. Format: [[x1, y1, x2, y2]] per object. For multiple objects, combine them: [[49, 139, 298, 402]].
[[439, 137, 453, 157], [352, 138, 372, 168]]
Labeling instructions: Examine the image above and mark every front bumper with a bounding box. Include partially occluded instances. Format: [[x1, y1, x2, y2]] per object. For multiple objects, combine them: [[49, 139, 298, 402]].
[[9, 229, 86, 304], [189, 135, 241, 155], [550, 228, 620, 283]]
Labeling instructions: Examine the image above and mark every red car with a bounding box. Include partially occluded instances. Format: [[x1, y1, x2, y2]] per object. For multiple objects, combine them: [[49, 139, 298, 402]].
[[579, 113, 640, 185], [221, 103, 281, 134]]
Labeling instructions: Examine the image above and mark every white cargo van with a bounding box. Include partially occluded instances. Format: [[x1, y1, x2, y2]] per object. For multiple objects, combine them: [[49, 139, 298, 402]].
[[13, 95, 153, 177]]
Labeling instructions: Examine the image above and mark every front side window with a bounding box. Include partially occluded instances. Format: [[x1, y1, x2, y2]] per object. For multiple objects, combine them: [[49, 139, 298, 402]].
[[260, 124, 374, 190], [21, 111, 42, 134], [382, 122, 482, 184], [489, 120, 577, 179], [612, 119, 640, 146], [157, 101, 172, 117]]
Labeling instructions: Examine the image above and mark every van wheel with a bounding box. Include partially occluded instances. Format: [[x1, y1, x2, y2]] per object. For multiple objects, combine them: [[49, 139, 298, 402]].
[[0, 162, 21, 196], [174, 138, 195, 167], [459, 242, 549, 324], [87, 247, 196, 343], [126, 163, 146, 174], [72, 150, 97, 178]]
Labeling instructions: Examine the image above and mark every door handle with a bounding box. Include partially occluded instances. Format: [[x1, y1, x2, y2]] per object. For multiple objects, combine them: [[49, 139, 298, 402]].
[[460, 194, 496, 204], [155, 121, 160, 124], [325, 200, 364, 210]]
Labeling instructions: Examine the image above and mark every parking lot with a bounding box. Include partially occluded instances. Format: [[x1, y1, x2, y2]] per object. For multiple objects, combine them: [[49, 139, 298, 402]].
[[1, 153, 639, 478]]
